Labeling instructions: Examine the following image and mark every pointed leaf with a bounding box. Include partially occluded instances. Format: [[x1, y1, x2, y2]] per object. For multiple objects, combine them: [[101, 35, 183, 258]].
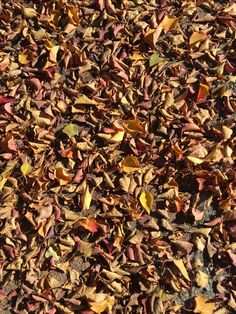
[[63, 124, 79, 138], [139, 191, 154, 214]]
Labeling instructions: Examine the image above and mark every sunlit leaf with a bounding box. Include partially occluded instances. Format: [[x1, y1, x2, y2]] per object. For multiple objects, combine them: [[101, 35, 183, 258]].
[[144, 26, 162, 48], [160, 15, 178, 31], [149, 53, 165, 68], [124, 118, 145, 133], [139, 191, 154, 214], [23, 7, 37, 18], [195, 270, 209, 288], [21, 162, 33, 176], [196, 82, 210, 103], [194, 295, 215, 314], [18, 49, 32, 65], [122, 155, 140, 173], [173, 259, 190, 281], [82, 186, 92, 210], [63, 123, 79, 138], [189, 32, 208, 46]]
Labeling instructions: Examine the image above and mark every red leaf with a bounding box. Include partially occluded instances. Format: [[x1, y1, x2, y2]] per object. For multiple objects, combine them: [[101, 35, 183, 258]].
[[79, 218, 99, 233], [0, 95, 15, 104]]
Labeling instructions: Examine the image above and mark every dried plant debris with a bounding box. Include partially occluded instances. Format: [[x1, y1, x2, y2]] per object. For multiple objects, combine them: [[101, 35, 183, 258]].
[[0, 0, 235, 313]]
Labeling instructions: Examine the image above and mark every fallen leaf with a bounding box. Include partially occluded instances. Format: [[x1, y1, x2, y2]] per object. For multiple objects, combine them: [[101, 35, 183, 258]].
[[195, 270, 209, 288], [63, 124, 79, 138], [122, 155, 140, 173], [144, 26, 163, 49], [149, 53, 165, 68], [75, 218, 99, 233], [124, 118, 145, 133], [196, 82, 210, 103], [54, 164, 73, 185], [173, 259, 190, 281], [18, 49, 32, 65], [189, 32, 208, 46], [160, 15, 178, 31], [81, 186, 92, 210], [23, 7, 37, 18], [194, 295, 215, 314], [21, 162, 33, 176], [139, 191, 154, 214], [187, 156, 204, 164]]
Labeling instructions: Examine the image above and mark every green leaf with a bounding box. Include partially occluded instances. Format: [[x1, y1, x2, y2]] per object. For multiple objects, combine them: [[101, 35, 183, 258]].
[[149, 53, 164, 68], [63, 123, 79, 138]]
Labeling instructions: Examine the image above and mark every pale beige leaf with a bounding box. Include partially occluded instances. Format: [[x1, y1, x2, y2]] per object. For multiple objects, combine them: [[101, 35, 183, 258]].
[[82, 186, 92, 210], [173, 259, 190, 281]]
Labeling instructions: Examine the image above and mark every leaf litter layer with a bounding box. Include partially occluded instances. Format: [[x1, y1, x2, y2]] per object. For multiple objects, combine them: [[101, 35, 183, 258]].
[[0, 0, 235, 313]]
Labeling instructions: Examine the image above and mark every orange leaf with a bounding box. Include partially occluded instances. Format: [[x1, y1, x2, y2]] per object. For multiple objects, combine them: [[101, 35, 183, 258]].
[[196, 82, 209, 103], [124, 118, 145, 134], [189, 32, 207, 46], [160, 16, 178, 31], [77, 218, 99, 233]]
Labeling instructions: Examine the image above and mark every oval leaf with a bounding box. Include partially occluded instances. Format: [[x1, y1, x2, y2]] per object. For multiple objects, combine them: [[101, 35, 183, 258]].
[[139, 191, 154, 214]]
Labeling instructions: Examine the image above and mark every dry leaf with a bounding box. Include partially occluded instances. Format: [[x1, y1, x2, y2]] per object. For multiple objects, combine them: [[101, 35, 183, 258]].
[[23, 7, 37, 18], [21, 162, 33, 176], [173, 259, 190, 281], [160, 16, 179, 31], [122, 155, 140, 173], [81, 186, 92, 210], [196, 82, 210, 103], [139, 191, 154, 214], [195, 270, 209, 288], [190, 32, 208, 46], [194, 295, 215, 314], [144, 26, 162, 48], [63, 124, 79, 138]]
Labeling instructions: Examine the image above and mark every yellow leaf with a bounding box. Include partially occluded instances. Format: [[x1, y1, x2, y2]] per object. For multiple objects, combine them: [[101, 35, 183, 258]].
[[49, 45, 60, 63], [63, 123, 79, 138], [124, 118, 145, 134], [189, 32, 208, 46], [131, 54, 146, 61], [173, 259, 190, 281], [194, 295, 215, 314], [222, 126, 233, 140], [21, 163, 33, 176], [18, 49, 32, 65], [187, 156, 204, 164], [0, 160, 17, 191], [205, 147, 223, 163], [122, 155, 140, 173], [89, 294, 115, 314], [74, 95, 98, 106], [139, 191, 154, 214], [160, 15, 178, 31], [23, 7, 37, 18], [82, 186, 92, 210], [195, 270, 209, 288], [144, 26, 163, 48], [108, 131, 125, 143]]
